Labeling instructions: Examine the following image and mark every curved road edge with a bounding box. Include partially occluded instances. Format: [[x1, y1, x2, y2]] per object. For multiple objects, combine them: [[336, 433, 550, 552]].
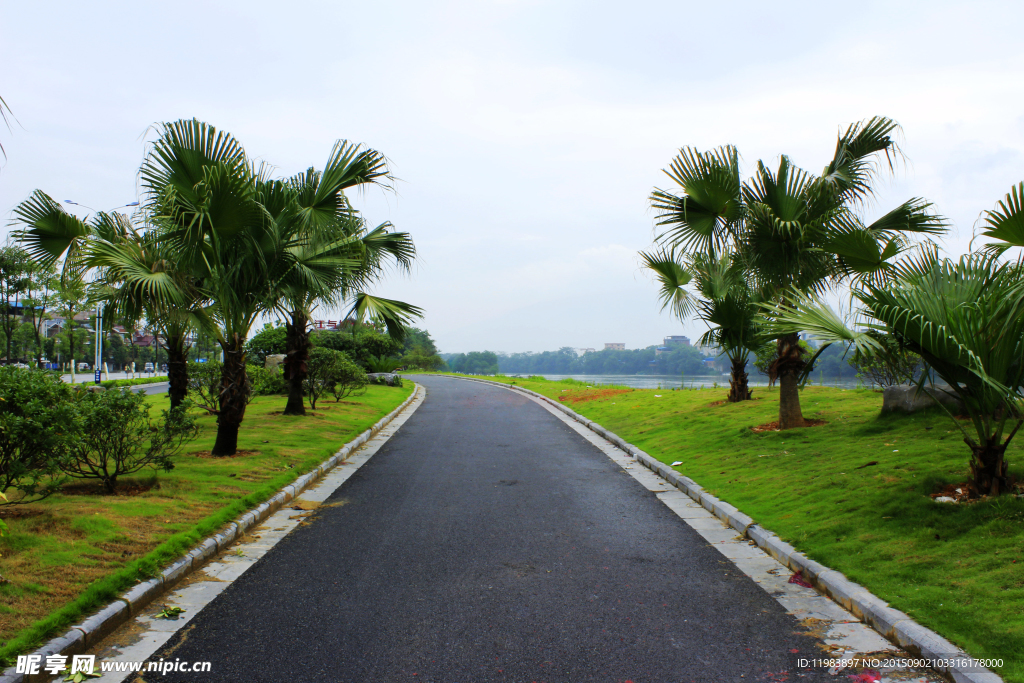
[[445, 375, 1001, 683], [2, 383, 427, 683]]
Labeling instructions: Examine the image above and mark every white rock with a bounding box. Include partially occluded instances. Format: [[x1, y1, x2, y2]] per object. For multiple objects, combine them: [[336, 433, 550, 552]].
[[934, 496, 956, 503]]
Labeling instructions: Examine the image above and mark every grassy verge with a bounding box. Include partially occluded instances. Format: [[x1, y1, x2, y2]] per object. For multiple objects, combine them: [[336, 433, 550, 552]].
[[0, 383, 413, 664], [447, 374, 1024, 682], [99, 376, 169, 388]]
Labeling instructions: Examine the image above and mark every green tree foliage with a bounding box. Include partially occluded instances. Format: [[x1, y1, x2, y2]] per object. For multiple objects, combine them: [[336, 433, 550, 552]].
[[495, 345, 709, 375], [304, 348, 344, 409], [400, 326, 444, 370], [448, 351, 499, 375], [60, 389, 198, 494], [312, 328, 401, 368], [330, 353, 368, 401], [0, 246, 30, 362], [0, 367, 76, 503], [246, 325, 288, 365], [848, 332, 920, 387]]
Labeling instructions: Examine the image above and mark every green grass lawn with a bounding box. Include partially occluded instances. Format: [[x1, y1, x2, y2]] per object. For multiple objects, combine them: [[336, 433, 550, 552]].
[[454, 374, 1024, 682], [0, 383, 413, 664]]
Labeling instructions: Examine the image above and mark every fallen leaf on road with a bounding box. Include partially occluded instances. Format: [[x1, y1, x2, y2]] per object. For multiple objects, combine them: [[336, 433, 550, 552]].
[[788, 571, 813, 588]]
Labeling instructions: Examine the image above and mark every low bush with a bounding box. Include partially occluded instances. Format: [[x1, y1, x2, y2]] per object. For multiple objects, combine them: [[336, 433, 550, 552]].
[[0, 367, 76, 505], [187, 361, 223, 412], [247, 364, 287, 397], [60, 390, 199, 493], [331, 354, 368, 401]]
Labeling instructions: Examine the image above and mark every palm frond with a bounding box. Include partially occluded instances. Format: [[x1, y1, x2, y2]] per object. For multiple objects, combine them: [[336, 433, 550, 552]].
[[639, 249, 695, 319], [980, 182, 1024, 253], [346, 293, 424, 342]]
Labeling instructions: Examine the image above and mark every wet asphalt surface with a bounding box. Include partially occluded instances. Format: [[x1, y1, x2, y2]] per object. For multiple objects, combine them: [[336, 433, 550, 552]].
[[147, 375, 834, 682]]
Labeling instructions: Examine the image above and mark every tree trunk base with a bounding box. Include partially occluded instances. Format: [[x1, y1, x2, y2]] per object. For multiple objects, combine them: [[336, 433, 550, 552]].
[[728, 358, 752, 403], [211, 424, 239, 456], [970, 440, 1010, 496]]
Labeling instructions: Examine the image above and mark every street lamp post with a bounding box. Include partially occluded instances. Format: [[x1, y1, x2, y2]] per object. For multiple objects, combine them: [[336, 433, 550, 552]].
[[62, 200, 140, 384]]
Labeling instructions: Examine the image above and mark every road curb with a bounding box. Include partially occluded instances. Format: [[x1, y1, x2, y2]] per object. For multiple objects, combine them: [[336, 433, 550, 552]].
[[2, 384, 423, 683], [452, 376, 1002, 683]]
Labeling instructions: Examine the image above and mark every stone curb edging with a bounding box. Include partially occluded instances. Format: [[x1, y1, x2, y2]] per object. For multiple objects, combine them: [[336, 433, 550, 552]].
[[452, 376, 1001, 683], [2, 384, 424, 683]]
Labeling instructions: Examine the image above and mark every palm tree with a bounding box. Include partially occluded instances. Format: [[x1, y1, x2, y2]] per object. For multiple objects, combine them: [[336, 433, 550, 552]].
[[649, 117, 947, 429], [89, 228, 208, 409], [138, 119, 275, 455], [12, 192, 193, 403], [765, 251, 1023, 496], [253, 143, 417, 416], [641, 249, 761, 402]]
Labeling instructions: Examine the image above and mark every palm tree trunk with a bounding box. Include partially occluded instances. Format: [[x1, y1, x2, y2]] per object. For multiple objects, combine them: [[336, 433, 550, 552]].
[[970, 437, 1009, 496], [212, 334, 249, 456], [165, 333, 190, 410], [727, 356, 752, 402], [282, 310, 310, 416], [775, 333, 806, 429]]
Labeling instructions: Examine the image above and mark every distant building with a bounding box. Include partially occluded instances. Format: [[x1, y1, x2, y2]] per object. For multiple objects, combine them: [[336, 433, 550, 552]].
[[663, 335, 690, 347], [604, 343, 625, 351], [654, 346, 669, 356]]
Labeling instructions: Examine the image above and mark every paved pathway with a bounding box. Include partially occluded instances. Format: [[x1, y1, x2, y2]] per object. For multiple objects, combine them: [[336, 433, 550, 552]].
[[130, 375, 931, 682]]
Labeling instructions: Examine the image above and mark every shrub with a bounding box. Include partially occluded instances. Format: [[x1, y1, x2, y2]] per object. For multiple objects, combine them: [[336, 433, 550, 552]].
[[365, 354, 402, 373], [0, 367, 76, 504], [305, 348, 343, 409], [60, 389, 199, 494], [187, 360, 223, 412], [247, 364, 287, 397], [850, 331, 921, 388], [330, 354, 368, 401]]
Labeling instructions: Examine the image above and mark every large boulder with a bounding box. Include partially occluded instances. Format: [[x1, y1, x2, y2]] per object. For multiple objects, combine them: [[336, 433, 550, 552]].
[[882, 384, 963, 414], [264, 354, 287, 375], [367, 373, 403, 387]]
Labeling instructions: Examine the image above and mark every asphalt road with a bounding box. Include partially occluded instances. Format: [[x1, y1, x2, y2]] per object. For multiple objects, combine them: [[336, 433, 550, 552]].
[[132, 381, 168, 395], [147, 375, 833, 682]]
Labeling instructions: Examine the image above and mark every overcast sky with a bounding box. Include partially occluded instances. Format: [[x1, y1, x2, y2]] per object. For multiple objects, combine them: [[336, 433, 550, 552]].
[[3, 1, 1023, 354]]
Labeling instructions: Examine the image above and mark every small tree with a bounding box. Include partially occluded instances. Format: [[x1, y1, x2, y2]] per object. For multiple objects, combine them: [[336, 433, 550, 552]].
[[331, 353, 368, 401], [850, 331, 920, 388], [61, 389, 198, 494], [0, 367, 76, 503], [187, 360, 224, 413], [304, 347, 342, 409]]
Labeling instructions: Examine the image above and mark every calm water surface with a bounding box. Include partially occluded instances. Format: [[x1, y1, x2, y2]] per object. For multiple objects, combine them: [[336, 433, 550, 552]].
[[506, 373, 866, 391]]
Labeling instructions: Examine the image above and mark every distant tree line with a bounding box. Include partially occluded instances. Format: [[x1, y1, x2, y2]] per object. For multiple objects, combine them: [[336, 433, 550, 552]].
[[442, 342, 864, 379]]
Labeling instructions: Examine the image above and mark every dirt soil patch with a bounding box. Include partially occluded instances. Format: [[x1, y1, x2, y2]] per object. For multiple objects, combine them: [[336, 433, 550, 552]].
[[750, 418, 827, 433], [557, 388, 633, 404], [192, 449, 261, 459], [60, 481, 159, 496]]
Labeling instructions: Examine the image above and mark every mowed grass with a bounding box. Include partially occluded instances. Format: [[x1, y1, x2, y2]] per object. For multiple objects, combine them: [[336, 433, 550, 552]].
[[461, 375, 1024, 682], [0, 383, 413, 663]]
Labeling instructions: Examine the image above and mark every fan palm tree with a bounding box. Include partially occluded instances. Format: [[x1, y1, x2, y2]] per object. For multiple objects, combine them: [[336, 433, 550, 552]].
[[140, 119, 423, 453], [138, 119, 279, 455], [11, 192, 197, 405], [641, 249, 761, 402], [765, 251, 1023, 496], [649, 117, 947, 429], [254, 144, 418, 416]]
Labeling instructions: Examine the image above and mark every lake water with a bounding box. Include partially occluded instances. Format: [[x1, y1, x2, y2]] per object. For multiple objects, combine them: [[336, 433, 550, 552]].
[[506, 373, 866, 391]]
